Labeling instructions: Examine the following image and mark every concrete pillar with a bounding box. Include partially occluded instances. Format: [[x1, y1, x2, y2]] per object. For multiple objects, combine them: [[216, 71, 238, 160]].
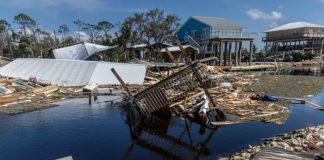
[[238, 41, 242, 65], [229, 42, 232, 66], [235, 41, 238, 66], [249, 41, 253, 66]]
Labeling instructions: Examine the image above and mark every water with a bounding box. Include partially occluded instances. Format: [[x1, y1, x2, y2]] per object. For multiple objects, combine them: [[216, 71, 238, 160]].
[[0, 70, 324, 159], [274, 66, 324, 76]]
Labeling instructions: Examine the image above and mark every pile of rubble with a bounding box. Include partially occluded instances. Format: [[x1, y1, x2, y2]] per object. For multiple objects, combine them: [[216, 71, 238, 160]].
[[227, 125, 324, 159], [139, 63, 290, 125], [0, 77, 81, 114]]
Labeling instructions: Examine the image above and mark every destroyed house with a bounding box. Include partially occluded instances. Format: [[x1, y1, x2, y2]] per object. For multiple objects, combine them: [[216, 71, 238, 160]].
[[176, 16, 257, 66], [126, 43, 173, 60], [50, 42, 116, 61]]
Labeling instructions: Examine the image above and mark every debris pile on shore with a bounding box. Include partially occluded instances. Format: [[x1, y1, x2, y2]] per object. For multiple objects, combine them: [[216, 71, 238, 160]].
[[141, 64, 290, 124], [227, 125, 324, 160], [0, 77, 70, 114]]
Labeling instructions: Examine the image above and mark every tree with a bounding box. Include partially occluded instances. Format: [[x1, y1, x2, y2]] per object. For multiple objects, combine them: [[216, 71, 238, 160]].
[[0, 19, 11, 56], [97, 20, 114, 44], [18, 36, 34, 57], [73, 19, 82, 42], [0, 19, 10, 33], [122, 8, 180, 60], [58, 24, 70, 40], [13, 13, 36, 36]]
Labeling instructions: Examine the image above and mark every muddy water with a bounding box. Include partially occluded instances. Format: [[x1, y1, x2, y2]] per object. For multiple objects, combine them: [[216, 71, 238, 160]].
[[0, 69, 324, 159]]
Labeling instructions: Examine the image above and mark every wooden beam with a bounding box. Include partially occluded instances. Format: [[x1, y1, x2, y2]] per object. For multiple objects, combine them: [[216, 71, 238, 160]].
[[249, 41, 253, 66], [111, 68, 133, 97], [235, 41, 238, 66], [229, 42, 232, 66], [165, 48, 180, 69]]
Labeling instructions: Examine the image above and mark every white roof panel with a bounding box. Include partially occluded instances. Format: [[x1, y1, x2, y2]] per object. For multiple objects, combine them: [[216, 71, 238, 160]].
[[53, 42, 116, 60], [0, 59, 146, 86], [265, 21, 324, 32], [89, 62, 146, 85], [160, 45, 198, 52]]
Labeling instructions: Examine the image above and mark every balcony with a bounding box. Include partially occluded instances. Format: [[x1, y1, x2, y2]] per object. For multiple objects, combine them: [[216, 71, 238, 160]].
[[201, 31, 258, 40], [263, 33, 324, 42]]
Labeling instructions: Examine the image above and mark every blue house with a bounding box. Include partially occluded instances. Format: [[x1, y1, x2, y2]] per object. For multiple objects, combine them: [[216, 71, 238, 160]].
[[176, 16, 257, 66]]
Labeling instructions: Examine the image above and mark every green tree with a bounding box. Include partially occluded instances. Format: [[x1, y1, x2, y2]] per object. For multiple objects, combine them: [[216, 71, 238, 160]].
[[58, 24, 70, 40], [18, 36, 34, 57], [122, 8, 180, 60], [13, 13, 36, 36], [73, 19, 82, 42]]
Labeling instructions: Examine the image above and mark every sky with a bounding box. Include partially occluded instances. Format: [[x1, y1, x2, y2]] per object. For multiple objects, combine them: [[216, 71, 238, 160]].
[[1, 0, 324, 49]]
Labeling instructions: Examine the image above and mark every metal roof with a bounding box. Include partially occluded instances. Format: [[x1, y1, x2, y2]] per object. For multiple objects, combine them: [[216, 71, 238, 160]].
[[160, 45, 198, 52], [0, 59, 146, 86], [265, 21, 324, 32], [191, 16, 243, 29], [89, 62, 147, 85], [53, 42, 116, 60]]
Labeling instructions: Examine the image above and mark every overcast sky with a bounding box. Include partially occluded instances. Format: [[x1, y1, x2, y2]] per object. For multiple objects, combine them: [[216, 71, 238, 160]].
[[1, 0, 324, 49]]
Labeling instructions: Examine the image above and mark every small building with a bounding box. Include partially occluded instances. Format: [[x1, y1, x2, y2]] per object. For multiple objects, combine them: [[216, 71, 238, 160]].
[[176, 16, 257, 66], [160, 45, 199, 62], [126, 43, 172, 60], [263, 21, 324, 61]]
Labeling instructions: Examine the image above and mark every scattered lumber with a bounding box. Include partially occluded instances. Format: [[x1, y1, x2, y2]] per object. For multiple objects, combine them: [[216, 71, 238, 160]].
[[0, 95, 19, 105]]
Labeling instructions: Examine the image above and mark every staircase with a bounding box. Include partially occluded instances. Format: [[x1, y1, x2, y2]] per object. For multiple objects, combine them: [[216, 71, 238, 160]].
[[185, 35, 203, 54]]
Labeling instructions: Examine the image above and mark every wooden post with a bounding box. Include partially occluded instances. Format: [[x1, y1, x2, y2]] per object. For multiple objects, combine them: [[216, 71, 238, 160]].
[[224, 41, 228, 66], [165, 48, 180, 69], [249, 41, 253, 66], [320, 38, 324, 65], [239, 41, 242, 65], [220, 41, 223, 66], [235, 41, 238, 66], [274, 42, 279, 62], [88, 94, 92, 105], [111, 68, 133, 98], [229, 42, 232, 66], [214, 44, 218, 66]]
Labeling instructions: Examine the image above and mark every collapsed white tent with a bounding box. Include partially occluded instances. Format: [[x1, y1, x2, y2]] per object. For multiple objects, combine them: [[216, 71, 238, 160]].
[[52, 42, 116, 60], [0, 59, 146, 86]]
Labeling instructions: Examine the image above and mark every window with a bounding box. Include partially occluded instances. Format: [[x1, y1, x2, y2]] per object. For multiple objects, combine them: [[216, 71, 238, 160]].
[[202, 28, 209, 39], [191, 30, 197, 38]]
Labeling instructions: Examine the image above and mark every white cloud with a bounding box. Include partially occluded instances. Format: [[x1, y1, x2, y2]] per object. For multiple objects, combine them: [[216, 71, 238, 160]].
[[73, 31, 89, 42], [246, 9, 283, 21]]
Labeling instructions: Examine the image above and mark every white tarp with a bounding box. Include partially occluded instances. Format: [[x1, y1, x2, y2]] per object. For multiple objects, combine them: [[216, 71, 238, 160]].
[[53, 42, 116, 60], [0, 59, 146, 86]]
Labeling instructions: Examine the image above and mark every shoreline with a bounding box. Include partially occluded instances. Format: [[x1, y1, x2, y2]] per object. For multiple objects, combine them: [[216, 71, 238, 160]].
[[222, 125, 324, 160]]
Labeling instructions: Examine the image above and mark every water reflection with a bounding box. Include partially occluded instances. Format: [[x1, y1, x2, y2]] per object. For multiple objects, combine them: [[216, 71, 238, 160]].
[[273, 66, 324, 76], [124, 109, 221, 160]]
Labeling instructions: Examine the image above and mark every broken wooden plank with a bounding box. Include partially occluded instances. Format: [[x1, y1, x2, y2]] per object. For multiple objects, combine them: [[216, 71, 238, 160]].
[[111, 68, 133, 98], [0, 95, 19, 105], [32, 85, 60, 94]]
